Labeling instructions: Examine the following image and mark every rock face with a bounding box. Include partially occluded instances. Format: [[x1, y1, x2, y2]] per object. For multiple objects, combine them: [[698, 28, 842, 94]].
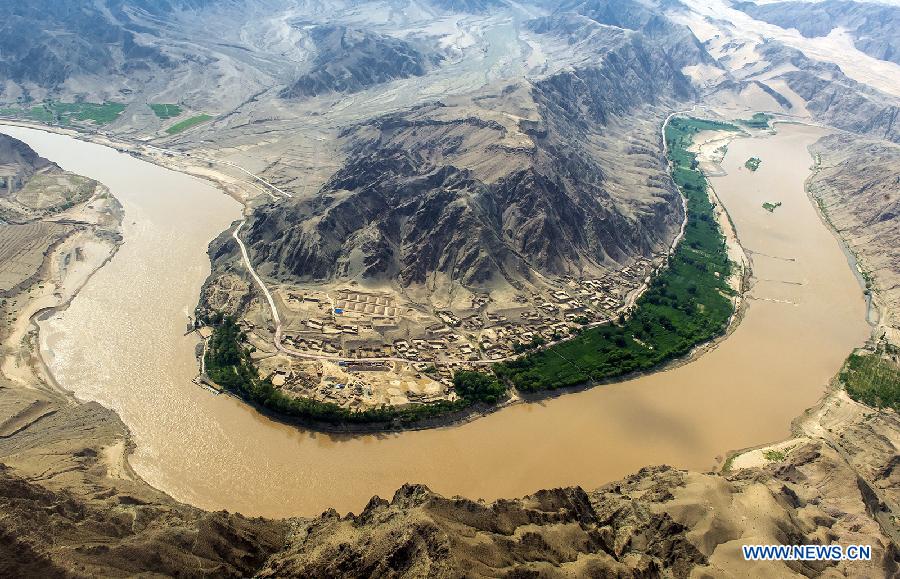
[[245, 12, 702, 298], [558, 0, 718, 69], [0, 392, 289, 579], [0, 134, 55, 180], [430, 0, 507, 13], [259, 475, 706, 578], [757, 42, 900, 143], [736, 0, 900, 65], [281, 26, 443, 99]]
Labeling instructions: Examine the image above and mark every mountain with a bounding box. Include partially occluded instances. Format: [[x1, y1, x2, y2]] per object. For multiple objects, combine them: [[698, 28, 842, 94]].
[[757, 41, 900, 142], [0, 1, 171, 97], [281, 25, 443, 99], [0, 134, 55, 178], [244, 15, 703, 299], [430, 0, 508, 13], [557, 0, 718, 69], [735, 0, 900, 64]]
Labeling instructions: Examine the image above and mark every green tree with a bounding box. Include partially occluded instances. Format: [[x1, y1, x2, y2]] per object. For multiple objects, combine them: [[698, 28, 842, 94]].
[[453, 371, 507, 404]]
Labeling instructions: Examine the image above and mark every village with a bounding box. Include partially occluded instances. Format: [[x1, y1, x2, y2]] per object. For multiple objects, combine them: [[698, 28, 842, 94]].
[[211, 253, 666, 412]]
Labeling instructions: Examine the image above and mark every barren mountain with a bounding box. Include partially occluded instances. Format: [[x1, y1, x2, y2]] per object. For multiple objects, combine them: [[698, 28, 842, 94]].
[[0, 134, 54, 181], [281, 25, 443, 99], [736, 0, 900, 65], [758, 41, 900, 143], [244, 13, 701, 301], [0, 1, 172, 100], [430, 0, 508, 13], [1, 378, 897, 577]]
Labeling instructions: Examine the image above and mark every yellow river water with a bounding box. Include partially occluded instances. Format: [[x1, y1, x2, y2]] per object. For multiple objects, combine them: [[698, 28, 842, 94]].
[[0, 123, 868, 518]]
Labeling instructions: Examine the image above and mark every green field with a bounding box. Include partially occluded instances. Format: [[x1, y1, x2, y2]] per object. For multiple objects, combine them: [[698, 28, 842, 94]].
[[0, 101, 125, 125], [165, 114, 212, 134], [745, 157, 761, 171], [494, 116, 736, 392], [149, 103, 183, 119], [841, 352, 900, 412]]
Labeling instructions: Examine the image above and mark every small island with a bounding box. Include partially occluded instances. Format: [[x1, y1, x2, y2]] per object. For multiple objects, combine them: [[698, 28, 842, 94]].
[[741, 112, 772, 129], [762, 201, 782, 212], [745, 157, 761, 171]]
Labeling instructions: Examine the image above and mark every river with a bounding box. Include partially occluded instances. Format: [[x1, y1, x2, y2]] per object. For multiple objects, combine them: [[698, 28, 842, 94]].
[[0, 123, 869, 519]]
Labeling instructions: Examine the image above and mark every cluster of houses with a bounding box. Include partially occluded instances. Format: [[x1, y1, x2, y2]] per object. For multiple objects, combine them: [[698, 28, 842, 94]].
[[270, 255, 662, 368], [241, 256, 666, 409], [258, 356, 454, 410]]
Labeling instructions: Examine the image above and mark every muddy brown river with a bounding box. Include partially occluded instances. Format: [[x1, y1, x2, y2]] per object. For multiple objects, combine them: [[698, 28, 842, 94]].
[[0, 123, 869, 518]]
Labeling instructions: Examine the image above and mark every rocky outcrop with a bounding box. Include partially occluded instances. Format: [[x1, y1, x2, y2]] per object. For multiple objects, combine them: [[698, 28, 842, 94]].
[[557, 0, 718, 69], [0, 1, 171, 94], [280, 26, 443, 99], [259, 475, 705, 578], [0, 134, 55, 180], [0, 387, 289, 579], [430, 0, 507, 13]]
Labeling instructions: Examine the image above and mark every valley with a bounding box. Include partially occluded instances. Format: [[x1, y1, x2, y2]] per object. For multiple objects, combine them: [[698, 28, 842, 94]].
[[0, 1, 898, 576], [0, 117, 871, 522]]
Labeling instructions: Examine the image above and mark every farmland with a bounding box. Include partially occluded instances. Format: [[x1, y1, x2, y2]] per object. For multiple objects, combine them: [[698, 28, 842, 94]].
[[841, 351, 900, 412], [165, 114, 212, 134], [0, 102, 125, 125], [149, 104, 183, 119], [0, 222, 66, 293]]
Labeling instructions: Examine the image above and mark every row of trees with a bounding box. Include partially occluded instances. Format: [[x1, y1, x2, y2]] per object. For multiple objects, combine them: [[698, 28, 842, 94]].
[[494, 117, 736, 392], [204, 316, 507, 427]]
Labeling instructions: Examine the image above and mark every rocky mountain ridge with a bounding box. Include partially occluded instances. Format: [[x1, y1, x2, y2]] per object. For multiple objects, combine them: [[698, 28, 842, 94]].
[[280, 25, 443, 99], [242, 9, 703, 302], [736, 0, 900, 65], [0, 134, 54, 180], [1, 380, 896, 577]]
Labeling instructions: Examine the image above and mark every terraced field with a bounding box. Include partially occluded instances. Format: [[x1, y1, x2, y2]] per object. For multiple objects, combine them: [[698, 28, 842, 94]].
[[0, 222, 66, 293], [15, 173, 96, 212]]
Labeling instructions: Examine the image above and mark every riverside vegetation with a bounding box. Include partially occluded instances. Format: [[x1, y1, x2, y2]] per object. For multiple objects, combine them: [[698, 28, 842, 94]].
[[494, 117, 736, 392], [0, 101, 126, 125], [205, 116, 737, 426], [741, 112, 772, 129], [204, 314, 497, 426], [841, 347, 900, 412]]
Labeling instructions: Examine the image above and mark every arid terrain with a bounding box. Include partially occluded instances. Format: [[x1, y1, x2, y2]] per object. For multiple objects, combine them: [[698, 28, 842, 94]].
[[0, 0, 899, 577], [3, 0, 898, 412]]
